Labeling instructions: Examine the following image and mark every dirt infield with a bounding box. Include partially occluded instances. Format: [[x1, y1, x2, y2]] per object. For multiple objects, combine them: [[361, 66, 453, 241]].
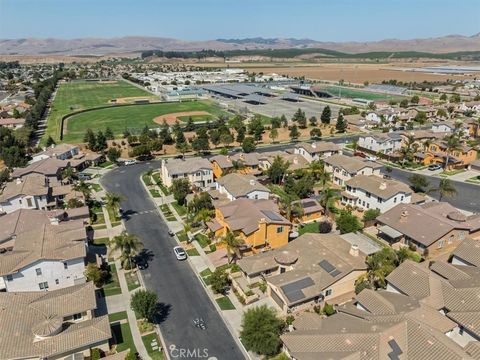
[[110, 96, 157, 104], [153, 111, 212, 125]]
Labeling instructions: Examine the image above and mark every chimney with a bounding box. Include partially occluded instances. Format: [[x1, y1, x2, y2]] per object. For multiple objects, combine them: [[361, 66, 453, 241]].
[[349, 244, 359, 257], [249, 179, 255, 186], [293, 157, 298, 164], [311, 142, 317, 149], [49, 217, 59, 225], [401, 210, 409, 218], [379, 182, 387, 190], [16, 178, 23, 185], [50, 144, 55, 149]]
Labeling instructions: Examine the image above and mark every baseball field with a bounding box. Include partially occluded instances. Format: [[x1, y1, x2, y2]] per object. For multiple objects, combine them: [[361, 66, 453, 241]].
[[324, 86, 407, 101]]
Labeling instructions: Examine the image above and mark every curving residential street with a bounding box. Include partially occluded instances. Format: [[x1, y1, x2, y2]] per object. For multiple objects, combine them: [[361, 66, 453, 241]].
[[101, 161, 245, 360]]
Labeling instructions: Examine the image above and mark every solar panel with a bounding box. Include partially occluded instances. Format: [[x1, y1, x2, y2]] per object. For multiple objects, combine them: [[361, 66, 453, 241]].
[[284, 290, 306, 302], [261, 210, 284, 222], [281, 277, 315, 295], [302, 201, 317, 208], [319, 259, 336, 273], [330, 269, 342, 277]]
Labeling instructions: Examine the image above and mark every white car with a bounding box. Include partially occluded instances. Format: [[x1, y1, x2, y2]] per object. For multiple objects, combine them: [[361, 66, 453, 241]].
[[173, 246, 187, 261], [124, 159, 137, 166], [366, 156, 377, 161]]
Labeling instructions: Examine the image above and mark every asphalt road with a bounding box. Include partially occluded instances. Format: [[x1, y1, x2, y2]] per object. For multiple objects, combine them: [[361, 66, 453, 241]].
[[101, 161, 245, 360]]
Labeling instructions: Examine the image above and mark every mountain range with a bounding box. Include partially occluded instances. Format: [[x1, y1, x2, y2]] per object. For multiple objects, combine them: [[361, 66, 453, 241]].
[[1, 34, 480, 56]]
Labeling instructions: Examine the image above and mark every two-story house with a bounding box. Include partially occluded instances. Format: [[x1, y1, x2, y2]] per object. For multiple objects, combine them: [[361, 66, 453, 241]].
[[294, 141, 341, 162], [324, 154, 382, 186], [0, 174, 50, 213], [206, 198, 291, 255], [420, 140, 477, 169], [342, 174, 412, 213], [0, 208, 88, 292], [31, 143, 80, 163], [216, 173, 270, 201], [357, 133, 402, 155], [161, 157, 214, 189]]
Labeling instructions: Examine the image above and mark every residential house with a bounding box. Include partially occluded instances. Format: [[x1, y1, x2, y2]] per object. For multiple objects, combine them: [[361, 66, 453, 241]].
[[357, 133, 402, 155], [31, 143, 80, 163], [229, 152, 262, 175], [259, 151, 309, 173], [0, 175, 50, 213], [0, 282, 111, 360], [282, 257, 480, 360], [377, 202, 480, 257], [459, 100, 480, 113], [210, 154, 234, 178], [324, 154, 382, 186], [290, 198, 323, 223], [0, 117, 25, 129], [206, 198, 291, 254], [466, 118, 480, 138], [450, 237, 480, 267], [216, 173, 270, 201], [419, 140, 477, 169], [294, 142, 341, 162], [161, 157, 214, 189], [237, 233, 367, 313], [11, 158, 69, 184], [342, 174, 412, 212], [431, 121, 467, 134], [0, 208, 88, 292]]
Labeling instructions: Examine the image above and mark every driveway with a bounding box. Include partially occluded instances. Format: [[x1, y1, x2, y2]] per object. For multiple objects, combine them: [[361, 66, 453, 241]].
[[101, 161, 245, 360]]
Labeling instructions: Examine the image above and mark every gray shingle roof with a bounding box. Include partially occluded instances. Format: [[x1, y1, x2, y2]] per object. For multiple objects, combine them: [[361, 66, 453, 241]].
[[217, 173, 270, 198]]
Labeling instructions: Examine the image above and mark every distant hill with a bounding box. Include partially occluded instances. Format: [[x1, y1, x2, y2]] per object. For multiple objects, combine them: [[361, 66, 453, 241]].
[[1, 34, 480, 56]]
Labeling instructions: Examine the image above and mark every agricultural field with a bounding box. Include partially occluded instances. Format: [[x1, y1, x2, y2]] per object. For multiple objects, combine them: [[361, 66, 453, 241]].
[[43, 79, 152, 144], [63, 100, 230, 143], [324, 86, 407, 101]]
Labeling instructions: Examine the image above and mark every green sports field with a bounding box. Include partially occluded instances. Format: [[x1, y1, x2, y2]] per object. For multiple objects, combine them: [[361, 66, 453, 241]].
[[325, 86, 406, 101], [63, 101, 230, 143], [43, 80, 152, 144]]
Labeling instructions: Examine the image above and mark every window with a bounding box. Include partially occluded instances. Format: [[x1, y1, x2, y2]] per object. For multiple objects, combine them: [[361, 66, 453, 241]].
[[448, 235, 454, 244], [35, 268, 42, 276], [277, 227, 284, 234], [55, 279, 59, 285], [394, 197, 397, 203], [325, 289, 332, 297], [438, 240, 445, 249], [63, 262, 68, 269], [401, 196, 404, 201], [39, 282, 49, 290], [378, 197, 383, 203], [366, 192, 371, 198], [26, 198, 33, 207], [6, 275, 13, 281], [72, 313, 82, 321]]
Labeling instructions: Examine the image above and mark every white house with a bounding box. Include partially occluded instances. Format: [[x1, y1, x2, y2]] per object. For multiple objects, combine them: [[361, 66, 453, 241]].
[[161, 157, 214, 189], [358, 133, 402, 155], [0, 209, 88, 292], [294, 141, 341, 162], [324, 154, 382, 186], [31, 143, 80, 163], [0, 175, 50, 213], [342, 174, 412, 213], [216, 173, 270, 201]]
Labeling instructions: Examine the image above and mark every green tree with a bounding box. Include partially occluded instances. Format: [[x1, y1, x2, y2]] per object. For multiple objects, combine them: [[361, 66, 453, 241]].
[[414, 112, 427, 124], [410, 95, 420, 104], [399, 99, 409, 108], [269, 127, 278, 143], [73, 180, 92, 201], [191, 127, 210, 152], [84, 263, 107, 287], [105, 127, 114, 140], [220, 132, 234, 148], [320, 106, 331, 125], [240, 305, 284, 356], [289, 125, 300, 141], [95, 130, 107, 151], [220, 231, 242, 263], [267, 156, 290, 184], [171, 178, 190, 205], [450, 94, 461, 103], [442, 134, 462, 170], [280, 114, 288, 128], [111, 231, 143, 270], [363, 209, 381, 222], [440, 93, 447, 101], [242, 137, 256, 153], [335, 113, 347, 133], [336, 210, 362, 234], [310, 127, 322, 139], [210, 268, 231, 294], [130, 289, 158, 321], [408, 174, 430, 193], [209, 129, 221, 148], [436, 178, 457, 202], [107, 147, 121, 163], [176, 141, 190, 157], [84, 128, 96, 149], [45, 135, 56, 147], [105, 192, 124, 218], [322, 303, 335, 316], [318, 188, 339, 218], [309, 116, 318, 127]]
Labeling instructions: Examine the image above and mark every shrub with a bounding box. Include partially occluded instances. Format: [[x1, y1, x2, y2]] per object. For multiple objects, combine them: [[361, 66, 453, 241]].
[[355, 280, 371, 294], [313, 305, 321, 314], [210, 268, 230, 294], [90, 348, 102, 360], [323, 303, 335, 316], [363, 209, 380, 222], [125, 351, 137, 360], [285, 315, 295, 325], [259, 281, 267, 293], [84, 263, 108, 287], [130, 289, 158, 321], [318, 221, 332, 233]]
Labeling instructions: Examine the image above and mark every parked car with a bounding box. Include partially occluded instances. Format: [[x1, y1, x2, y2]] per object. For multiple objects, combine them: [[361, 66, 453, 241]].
[[428, 164, 442, 171], [77, 173, 92, 181], [366, 155, 377, 161], [123, 159, 137, 166], [173, 246, 187, 261], [136, 154, 153, 161], [354, 151, 366, 158]]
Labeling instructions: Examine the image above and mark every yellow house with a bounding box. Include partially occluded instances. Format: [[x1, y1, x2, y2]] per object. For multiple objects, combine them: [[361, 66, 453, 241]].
[[421, 141, 477, 169], [290, 198, 324, 224], [210, 155, 233, 179], [207, 198, 291, 255]]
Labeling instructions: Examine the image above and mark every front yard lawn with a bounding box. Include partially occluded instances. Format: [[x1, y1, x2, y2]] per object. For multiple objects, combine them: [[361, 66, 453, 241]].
[[171, 202, 187, 217], [195, 234, 211, 248], [186, 248, 200, 256], [103, 264, 122, 297], [98, 161, 114, 168], [149, 189, 161, 198], [111, 322, 136, 353], [440, 169, 466, 176], [216, 296, 236, 310], [142, 333, 165, 360], [90, 211, 105, 225], [89, 183, 103, 192], [126, 271, 140, 292], [142, 173, 153, 186], [176, 231, 189, 242], [108, 311, 128, 323], [298, 222, 320, 235], [200, 268, 213, 285], [92, 237, 110, 245]]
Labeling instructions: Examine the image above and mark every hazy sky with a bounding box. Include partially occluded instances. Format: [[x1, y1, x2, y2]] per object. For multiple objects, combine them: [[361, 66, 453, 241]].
[[1, 0, 479, 41]]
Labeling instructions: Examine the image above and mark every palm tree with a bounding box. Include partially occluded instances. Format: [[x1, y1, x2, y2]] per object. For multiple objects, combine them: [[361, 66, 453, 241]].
[[442, 135, 462, 170], [351, 139, 358, 153], [319, 187, 339, 218], [317, 171, 331, 191], [306, 160, 324, 181], [220, 230, 242, 263], [400, 134, 417, 167], [62, 166, 75, 184], [194, 208, 214, 224], [422, 139, 432, 152], [472, 118, 480, 139], [73, 180, 92, 201], [436, 178, 457, 201], [105, 192, 124, 219], [110, 231, 143, 269]]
